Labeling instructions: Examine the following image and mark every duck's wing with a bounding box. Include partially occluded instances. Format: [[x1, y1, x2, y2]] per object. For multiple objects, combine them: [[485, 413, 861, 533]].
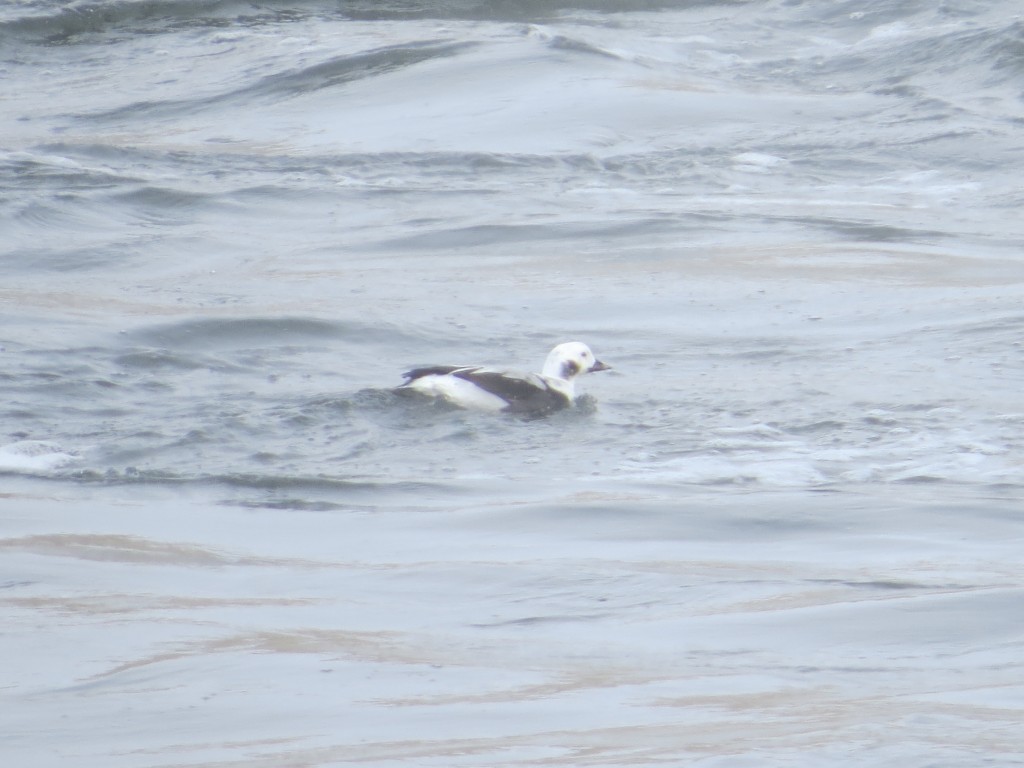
[[401, 364, 473, 382], [452, 369, 570, 415]]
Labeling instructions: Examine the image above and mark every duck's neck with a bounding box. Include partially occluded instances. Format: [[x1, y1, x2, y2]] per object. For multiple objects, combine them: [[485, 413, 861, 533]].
[[543, 375, 576, 401], [541, 352, 574, 381]]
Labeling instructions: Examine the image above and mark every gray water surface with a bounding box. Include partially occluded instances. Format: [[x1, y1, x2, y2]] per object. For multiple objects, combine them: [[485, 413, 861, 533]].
[[3, 1, 1024, 765]]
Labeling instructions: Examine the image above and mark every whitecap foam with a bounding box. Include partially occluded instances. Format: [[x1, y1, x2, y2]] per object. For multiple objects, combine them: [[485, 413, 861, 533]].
[[0, 441, 79, 474]]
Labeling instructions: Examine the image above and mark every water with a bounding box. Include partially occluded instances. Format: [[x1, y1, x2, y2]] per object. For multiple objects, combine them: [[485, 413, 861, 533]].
[[3, 1, 1024, 765]]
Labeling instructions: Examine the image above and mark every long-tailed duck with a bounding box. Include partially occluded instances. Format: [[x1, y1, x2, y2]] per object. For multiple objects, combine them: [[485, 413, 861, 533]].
[[396, 341, 610, 416]]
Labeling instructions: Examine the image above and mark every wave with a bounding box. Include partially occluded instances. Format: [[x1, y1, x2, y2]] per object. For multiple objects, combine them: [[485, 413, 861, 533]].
[[125, 316, 428, 351], [0, 0, 755, 43], [757, 9, 1024, 98], [0, 0, 249, 44], [338, 0, 753, 23], [74, 39, 475, 122], [62, 465, 443, 494]]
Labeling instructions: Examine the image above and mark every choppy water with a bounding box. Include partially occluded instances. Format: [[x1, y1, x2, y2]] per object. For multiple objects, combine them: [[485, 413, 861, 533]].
[[3, 1, 1024, 766]]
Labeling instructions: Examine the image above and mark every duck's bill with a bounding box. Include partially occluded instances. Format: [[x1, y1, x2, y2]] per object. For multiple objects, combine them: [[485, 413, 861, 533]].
[[589, 360, 611, 372]]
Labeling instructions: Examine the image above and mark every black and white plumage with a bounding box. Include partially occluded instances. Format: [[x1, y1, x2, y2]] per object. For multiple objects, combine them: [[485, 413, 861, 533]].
[[396, 342, 610, 416]]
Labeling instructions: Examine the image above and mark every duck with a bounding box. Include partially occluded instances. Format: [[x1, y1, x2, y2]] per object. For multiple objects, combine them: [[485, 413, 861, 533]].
[[396, 341, 610, 416]]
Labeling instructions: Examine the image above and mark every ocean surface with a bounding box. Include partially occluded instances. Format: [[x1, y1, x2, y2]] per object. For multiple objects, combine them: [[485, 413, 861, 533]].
[[3, 1, 1024, 765]]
